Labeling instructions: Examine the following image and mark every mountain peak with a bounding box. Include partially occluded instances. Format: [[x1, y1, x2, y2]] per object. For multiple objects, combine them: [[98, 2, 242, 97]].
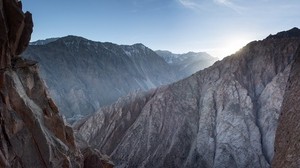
[[266, 27, 300, 39], [132, 43, 145, 46], [131, 43, 147, 49], [59, 35, 89, 42], [30, 36, 89, 46]]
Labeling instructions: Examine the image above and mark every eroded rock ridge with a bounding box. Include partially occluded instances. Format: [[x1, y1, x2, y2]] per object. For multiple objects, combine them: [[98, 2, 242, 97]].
[[76, 28, 300, 168]]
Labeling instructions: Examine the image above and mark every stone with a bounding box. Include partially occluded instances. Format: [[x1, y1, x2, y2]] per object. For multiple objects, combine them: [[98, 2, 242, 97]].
[[76, 28, 300, 168], [0, 0, 112, 167], [272, 46, 300, 167]]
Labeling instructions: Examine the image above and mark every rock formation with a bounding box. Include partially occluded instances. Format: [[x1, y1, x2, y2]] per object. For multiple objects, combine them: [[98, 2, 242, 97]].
[[0, 0, 32, 69], [0, 0, 113, 167], [22, 37, 216, 122], [272, 43, 300, 167], [76, 28, 300, 167]]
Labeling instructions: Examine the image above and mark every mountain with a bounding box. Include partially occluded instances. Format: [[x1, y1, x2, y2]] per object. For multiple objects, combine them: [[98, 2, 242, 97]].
[[0, 1, 112, 167], [22, 37, 178, 121], [272, 45, 300, 167], [29, 37, 59, 45], [156, 50, 218, 79], [75, 28, 300, 168], [23, 37, 217, 122]]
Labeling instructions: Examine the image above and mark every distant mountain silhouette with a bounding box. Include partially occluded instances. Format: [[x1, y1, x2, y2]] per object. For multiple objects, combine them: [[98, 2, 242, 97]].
[[156, 50, 218, 79], [23, 36, 216, 121]]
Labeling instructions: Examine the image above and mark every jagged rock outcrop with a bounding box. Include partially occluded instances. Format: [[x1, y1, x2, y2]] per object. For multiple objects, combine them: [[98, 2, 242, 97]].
[[0, 0, 32, 69], [272, 45, 300, 167], [22, 37, 178, 121], [82, 148, 114, 168], [156, 50, 218, 79], [76, 28, 300, 168], [0, 0, 81, 167], [0, 0, 113, 167]]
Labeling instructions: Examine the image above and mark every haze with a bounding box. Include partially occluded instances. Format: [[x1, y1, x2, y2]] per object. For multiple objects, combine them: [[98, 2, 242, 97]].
[[22, 0, 300, 58]]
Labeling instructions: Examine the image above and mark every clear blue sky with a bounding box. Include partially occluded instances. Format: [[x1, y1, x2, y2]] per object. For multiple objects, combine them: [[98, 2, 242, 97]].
[[22, 0, 300, 58]]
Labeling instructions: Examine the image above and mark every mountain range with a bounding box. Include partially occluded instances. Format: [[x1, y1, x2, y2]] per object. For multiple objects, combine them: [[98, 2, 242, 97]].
[[75, 27, 300, 168], [1, 1, 300, 167], [22, 37, 216, 121]]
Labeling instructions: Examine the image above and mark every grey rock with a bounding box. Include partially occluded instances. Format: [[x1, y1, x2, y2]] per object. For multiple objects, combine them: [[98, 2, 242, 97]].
[[76, 28, 300, 168]]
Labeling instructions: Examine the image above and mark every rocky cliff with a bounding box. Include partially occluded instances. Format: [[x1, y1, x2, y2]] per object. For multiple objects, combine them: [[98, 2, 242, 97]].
[[22, 37, 178, 121], [0, 0, 112, 167], [76, 28, 300, 168], [272, 41, 300, 167]]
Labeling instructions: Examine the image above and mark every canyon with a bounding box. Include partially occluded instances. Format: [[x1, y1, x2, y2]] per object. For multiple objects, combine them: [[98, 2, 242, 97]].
[[1, 0, 300, 167], [76, 28, 300, 167]]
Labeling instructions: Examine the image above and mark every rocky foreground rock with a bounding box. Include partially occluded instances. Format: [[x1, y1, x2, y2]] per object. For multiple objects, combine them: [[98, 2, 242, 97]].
[[0, 0, 112, 167], [272, 41, 300, 167], [76, 28, 300, 168]]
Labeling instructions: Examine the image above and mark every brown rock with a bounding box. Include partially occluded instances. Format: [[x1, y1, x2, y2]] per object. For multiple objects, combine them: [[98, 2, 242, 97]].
[[272, 46, 300, 167], [16, 11, 33, 55], [0, 0, 33, 69], [83, 148, 114, 168], [3, 0, 26, 57], [0, 0, 113, 167]]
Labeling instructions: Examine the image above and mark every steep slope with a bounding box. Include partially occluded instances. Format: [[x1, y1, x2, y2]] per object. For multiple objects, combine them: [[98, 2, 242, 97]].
[[76, 28, 300, 168], [0, 1, 112, 167], [156, 50, 218, 79], [272, 42, 300, 167], [22, 37, 176, 121], [0, 0, 80, 167]]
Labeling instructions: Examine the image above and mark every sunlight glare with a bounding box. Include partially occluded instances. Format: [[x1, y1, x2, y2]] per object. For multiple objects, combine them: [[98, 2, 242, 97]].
[[208, 35, 254, 59]]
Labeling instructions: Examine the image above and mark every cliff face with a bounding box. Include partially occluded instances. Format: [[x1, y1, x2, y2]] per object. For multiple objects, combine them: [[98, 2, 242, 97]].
[[272, 44, 300, 167], [76, 28, 300, 167], [0, 0, 82, 167], [0, 1, 112, 167]]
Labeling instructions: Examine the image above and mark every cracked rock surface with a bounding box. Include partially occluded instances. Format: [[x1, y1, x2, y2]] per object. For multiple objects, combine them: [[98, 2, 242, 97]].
[[76, 28, 300, 168], [0, 0, 113, 167], [272, 43, 300, 167]]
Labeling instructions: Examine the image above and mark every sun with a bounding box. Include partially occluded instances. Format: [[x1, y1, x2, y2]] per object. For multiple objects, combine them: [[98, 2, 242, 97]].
[[225, 38, 249, 54], [209, 35, 254, 59]]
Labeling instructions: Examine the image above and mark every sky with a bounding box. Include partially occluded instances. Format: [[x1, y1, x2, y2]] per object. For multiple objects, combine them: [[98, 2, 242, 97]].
[[22, 0, 300, 58]]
